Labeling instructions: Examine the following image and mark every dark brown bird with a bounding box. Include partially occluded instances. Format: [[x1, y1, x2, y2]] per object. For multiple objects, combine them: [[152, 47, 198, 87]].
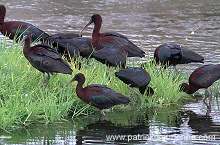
[[80, 14, 145, 57], [154, 43, 204, 67], [22, 31, 72, 87], [115, 67, 154, 98], [46, 33, 94, 59], [92, 47, 127, 68], [0, 5, 49, 42], [181, 64, 220, 98], [63, 73, 130, 116]]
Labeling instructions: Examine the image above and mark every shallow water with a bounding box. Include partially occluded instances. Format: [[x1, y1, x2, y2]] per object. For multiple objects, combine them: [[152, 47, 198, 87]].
[[1, 106, 220, 144], [0, 0, 220, 144]]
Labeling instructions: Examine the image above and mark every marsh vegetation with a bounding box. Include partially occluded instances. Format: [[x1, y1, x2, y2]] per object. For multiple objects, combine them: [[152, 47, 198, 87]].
[[0, 38, 191, 130]]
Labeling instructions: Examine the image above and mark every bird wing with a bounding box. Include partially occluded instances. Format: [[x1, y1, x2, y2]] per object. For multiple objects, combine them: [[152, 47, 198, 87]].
[[53, 37, 93, 58], [28, 55, 72, 74], [190, 64, 220, 88], [92, 47, 127, 66], [116, 67, 151, 86], [180, 47, 204, 64], [4, 21, 49, 41], [86, 84, 130, 107], [32, 44, 62, 59], [48, 33, 80, 39], [101, 32, 128, 40], [67, 37, 93, 57], [54, 39, 79, 58], [24, 23, 49, 40], [30, 44, 72, 74], [99, 36, 145, 57]]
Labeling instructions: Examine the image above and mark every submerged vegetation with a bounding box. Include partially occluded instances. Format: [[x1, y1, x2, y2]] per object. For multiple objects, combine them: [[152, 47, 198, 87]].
[[0, 38, 191, 130]]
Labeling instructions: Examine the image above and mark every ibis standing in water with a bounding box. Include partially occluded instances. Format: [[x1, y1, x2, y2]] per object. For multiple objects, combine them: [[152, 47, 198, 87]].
[[80, 14, 145, 58], [63, 73, 130, 116], [181, 64, 220, 99], [22, 31, 72, 87], [0, 5, 49, 42], [115, 67, 154, 98], [154, 43, 204, 67]]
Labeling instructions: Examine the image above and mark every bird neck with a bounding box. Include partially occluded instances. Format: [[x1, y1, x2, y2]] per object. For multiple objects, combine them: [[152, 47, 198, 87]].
[[75, 79, 86, 100], [0, 16, 4, 25], [92, 20, 101, 42], [23, 36, 32, 58], [0, 6, 5, 24], [187, 85, 199, 94]]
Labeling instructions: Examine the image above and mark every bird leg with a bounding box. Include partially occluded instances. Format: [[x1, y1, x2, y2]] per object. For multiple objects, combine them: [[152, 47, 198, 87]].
[[203, 89, 212, 116], [205, 102, 211, 116], [99, 110, 106, 121], [100, 110, 106, 116], [173, 65, 178, 72], [43, 73, 50, 88], [203, 88, 211, 101], [127, 84, 140, 99], [203, 98, 212, 116]]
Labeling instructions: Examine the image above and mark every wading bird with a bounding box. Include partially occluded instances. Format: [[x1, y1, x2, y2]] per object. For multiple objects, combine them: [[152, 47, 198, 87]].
[[80, 14, 145, 57], [63, 73, 130, 116], [46, 33, 94, 59], [92, 47, 127, 68], [115, 67, 154, 98], [180, 64, 220, 99], [22, 31, 72, 87], [154, 43, 204, 68], [0, 5, 49, 42]]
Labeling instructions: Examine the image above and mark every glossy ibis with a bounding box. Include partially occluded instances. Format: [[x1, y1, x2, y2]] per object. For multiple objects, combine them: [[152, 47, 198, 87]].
[[63, 73, 130, 116], [81, 14, 145, 57], [0, 5, 49, 42], [181, 64, 220, 98], [46, 33, 94, 59], [154, 43, 204, 67], [115, 67, 154, 98], [22, 31, 72, 87], [92, 47, 127, 68]]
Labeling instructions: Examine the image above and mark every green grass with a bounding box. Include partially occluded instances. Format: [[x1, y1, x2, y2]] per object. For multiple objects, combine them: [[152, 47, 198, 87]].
[[0, 38, 190, 130]]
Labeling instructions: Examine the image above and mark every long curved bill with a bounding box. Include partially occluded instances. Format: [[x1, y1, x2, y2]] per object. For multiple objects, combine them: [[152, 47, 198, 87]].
[[62, 78, 76, 91], [80, 18, 93, 37]]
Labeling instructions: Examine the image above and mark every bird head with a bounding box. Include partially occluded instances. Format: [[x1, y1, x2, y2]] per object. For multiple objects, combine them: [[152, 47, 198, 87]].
[[19, 31, 33, 47], [62, 73, 85, 91], [80, 14, 102, 36], [21, 31, 32, 42], [180, 83, 191, 94]]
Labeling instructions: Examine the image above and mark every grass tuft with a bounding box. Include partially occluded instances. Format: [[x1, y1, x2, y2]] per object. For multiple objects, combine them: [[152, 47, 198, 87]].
[[0, 38, 191, 130]]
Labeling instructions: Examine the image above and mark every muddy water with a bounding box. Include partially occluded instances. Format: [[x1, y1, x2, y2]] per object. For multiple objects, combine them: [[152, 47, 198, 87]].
[[2, 0, 220, 66], [0, 0, 220, 144]]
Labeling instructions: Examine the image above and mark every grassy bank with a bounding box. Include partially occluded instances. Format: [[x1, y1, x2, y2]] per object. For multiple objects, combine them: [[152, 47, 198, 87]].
[[0, 38, 189, 130]]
